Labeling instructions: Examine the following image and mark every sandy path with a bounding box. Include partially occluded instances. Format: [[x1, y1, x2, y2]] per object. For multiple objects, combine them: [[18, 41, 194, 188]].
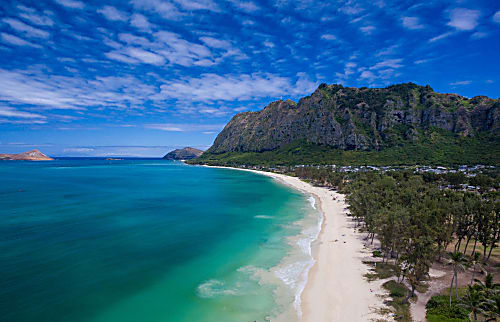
[[205, 166, 389, 321]]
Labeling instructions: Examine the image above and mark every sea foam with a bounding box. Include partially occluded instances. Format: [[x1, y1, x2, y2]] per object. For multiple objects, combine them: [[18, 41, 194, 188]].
[[273, 194, 322, 318]]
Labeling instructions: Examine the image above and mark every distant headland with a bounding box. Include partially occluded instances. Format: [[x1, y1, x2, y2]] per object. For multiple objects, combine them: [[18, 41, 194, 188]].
[[0, 149, 53, 161], [163, 147, 203, 160]]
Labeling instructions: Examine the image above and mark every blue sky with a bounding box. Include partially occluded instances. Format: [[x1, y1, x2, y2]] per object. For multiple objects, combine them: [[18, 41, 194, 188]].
[[0, 0, 499, 157]]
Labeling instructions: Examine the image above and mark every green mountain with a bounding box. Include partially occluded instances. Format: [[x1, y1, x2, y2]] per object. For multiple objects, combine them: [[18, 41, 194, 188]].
[[194, 83, 499, 166]]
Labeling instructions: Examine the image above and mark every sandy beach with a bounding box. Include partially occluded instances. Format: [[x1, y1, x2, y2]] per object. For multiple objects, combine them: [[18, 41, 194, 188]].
[[207, 166, 389, 321]]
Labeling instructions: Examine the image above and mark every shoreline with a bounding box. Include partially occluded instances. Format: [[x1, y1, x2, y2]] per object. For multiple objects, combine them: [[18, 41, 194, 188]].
[[204, 166, 389, 321]]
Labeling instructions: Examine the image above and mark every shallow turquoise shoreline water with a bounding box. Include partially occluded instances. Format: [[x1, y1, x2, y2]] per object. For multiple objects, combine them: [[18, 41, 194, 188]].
[[0, 159, 319, 322]]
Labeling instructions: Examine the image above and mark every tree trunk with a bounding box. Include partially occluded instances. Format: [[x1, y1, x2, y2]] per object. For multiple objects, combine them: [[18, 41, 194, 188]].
[[449, 272, 455, 307], [470, 263, 476, 286], [470, 239, 477, 256], [455, 271, 459, 300], [464, 235, 471, 254], [487, 244, 495, 261]]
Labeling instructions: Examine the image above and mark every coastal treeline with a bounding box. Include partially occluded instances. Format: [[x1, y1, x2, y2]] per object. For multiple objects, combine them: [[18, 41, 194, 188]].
[[292, 167, 499, 320]]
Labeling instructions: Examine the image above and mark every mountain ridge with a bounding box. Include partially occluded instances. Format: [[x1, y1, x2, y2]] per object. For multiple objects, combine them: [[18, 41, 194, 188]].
[[195, 83, 499, 166]]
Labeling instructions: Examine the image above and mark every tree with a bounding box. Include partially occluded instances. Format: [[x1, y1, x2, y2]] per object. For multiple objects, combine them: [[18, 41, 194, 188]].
[[458, 285, 487, 321], [469, 252, 484, 286], [448, 251, 468, 307]]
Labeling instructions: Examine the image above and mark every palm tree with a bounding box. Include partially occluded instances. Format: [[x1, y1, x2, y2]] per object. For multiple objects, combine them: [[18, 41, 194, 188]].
[[470, 252, 484, 286], [474, 273, 500, 295], [458, 285, 487, 321], [448, 251, 468, 307]]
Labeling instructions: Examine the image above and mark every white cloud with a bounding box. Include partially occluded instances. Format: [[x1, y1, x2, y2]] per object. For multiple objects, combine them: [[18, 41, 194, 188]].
[[1, 32, 41, 48], [105, 31, 245, 67], [429, 31, 453, 42], [2, 18, 50, 38], [321, 34, 337, 40], [131, 13, 152, 31], [154, 73, 318, 102], [447, 8, 480, 31], [401, 17, 424, 30], [450, 80, 471, 85], [227, 0, 259, 12], [493, 11, 500, 23], [0, 106, 45, 119], [145, 123, 224, 132], [97, 6, 129, 22], [18, 8, 54, 26], [471, 31, 487, 39], [173, 0, 220, 11], [200, 37, 231, 49], [263, 41, 275, 48], [360, 25, 375, 34], [54, 0, 85, 9], [370, 58, 403, 70], [0, 69, 156, 111], [131, 0, 182, 19], [125, 47, 165, 65]]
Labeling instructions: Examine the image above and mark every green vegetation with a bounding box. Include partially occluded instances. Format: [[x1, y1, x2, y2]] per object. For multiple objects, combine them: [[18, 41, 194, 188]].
[[287, 167, 499, 320], [426, 294, 469, 322], [193, 130, 500, 166], [383, 280, 413, 321]]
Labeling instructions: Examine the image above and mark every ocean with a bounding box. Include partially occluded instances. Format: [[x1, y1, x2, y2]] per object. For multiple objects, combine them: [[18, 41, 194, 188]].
[[0, 159, 320, 322]]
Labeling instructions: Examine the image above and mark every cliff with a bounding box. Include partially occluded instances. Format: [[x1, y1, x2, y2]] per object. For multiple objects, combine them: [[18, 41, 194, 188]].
[[207, 83, 498, 154], [0, 149, 54, 161], [163, 147, 203, 160]]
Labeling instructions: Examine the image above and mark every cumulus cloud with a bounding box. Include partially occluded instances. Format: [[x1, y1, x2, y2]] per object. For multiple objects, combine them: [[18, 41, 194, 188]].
[[447, 8, 480, 31], [154, 73, 318, 102], [227, 0, 260, 12], [131, 13, 153, 31], [450, 80, 471, 85], [360, 25, 375, 34], [0, 69, 156, 110], [370, 58, 403, 70], [105, 31, 245, 67], [97, 6, 129, 22], [0, 106, 45, 119], [321, 34, 337, 40], [144, 123, 224, 132], [131, 0, 182, 19], [493, 11, 500, 23], [401, 17, 424, 30], [54, 0, 85, 9], [429, 31, 453, 43], [1, 32, 41, 48], [17, 6, 54, 26], [2, 18, 50, 38]]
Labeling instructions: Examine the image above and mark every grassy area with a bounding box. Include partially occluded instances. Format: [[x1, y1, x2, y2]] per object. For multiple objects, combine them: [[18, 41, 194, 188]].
[[364, 261, 397, 281], [452, 239, 500, 269], [383, 280, 413, 321]]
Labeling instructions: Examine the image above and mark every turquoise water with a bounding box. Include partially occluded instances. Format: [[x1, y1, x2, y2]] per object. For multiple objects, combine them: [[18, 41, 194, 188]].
[[0, 159, 319, 322]]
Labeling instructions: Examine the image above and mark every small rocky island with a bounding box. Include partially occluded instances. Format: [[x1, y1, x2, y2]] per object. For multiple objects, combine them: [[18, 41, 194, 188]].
[[163, 147, 203, 160], [0, 149, 53, 161]]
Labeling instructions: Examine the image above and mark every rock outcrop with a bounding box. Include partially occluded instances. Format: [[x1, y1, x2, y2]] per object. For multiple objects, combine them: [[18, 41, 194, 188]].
[[207, 83, 499, 153], [0, 149, 53, 161], [163, 147, 203, 160]]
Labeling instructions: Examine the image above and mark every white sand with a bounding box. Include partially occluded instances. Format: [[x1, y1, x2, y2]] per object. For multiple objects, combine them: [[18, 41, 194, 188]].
[[205, 166, 389, 321]]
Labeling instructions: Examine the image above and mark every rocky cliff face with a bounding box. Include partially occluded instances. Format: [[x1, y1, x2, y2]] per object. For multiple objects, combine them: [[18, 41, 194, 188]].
[[163, 147, 203, 160], [0, 149, 53, 161], [207, 83, 499, 153]]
